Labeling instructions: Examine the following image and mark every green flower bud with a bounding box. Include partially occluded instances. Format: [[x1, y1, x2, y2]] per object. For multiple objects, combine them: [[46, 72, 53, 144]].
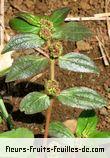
[[45, 80, 60, 97], [49, 41, 63, 58], [39, 19, 54, 40]]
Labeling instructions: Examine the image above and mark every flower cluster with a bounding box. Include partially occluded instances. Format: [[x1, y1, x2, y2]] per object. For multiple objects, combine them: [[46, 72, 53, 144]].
[[39, 19, 54, 40], [49, 41, 63, 58], [45, 80, 60, 96]]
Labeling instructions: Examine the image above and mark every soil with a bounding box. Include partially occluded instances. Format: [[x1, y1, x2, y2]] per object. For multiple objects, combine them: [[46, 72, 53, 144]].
[[0, 0, 110, 136]]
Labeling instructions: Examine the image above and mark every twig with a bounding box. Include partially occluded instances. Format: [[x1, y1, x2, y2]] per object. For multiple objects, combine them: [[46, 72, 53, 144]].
[[65, 16, 110, 22], [9, 1, 23, 12], [103, 46, 110, 63], [94, 57, 103, 60], [30, 72, 46, 83], [94, 13, 110, 17], [4, 29, 10, 42], [98, 28, 110, 63], [0, 0, 4, 51], [105, 0, 110, 37], [35, 48, 49, 58], [96, 36, 109, 66], [25, 71, 47, 88]]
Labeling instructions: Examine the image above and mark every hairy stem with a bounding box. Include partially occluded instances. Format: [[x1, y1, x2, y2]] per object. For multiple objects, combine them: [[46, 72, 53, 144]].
[[50, 59, 55, 80], [44, 99, 54, 138], [44, 59, 55, 138]]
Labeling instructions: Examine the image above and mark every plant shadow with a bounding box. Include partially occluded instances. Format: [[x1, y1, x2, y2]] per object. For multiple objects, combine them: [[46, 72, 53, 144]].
[[35, 134, 44, 138], [5, 81, 45, 97], [4, 102, 13, 114], [79, 110, 96, 118], [12, 110, 45, 124], [35, 134, 51, 138]]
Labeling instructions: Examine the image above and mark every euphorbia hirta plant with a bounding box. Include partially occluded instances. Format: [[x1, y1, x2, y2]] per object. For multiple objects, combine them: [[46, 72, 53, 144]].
[[2, 8, 107, 138]]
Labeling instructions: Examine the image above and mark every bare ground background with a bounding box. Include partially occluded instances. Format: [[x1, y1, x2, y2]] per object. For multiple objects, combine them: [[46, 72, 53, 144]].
[[0, 0, 110, 136]]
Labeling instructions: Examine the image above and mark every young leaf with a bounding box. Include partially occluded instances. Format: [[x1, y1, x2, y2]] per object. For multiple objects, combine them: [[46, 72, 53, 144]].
[[6, 55, 48, 82], [50, 7, 70, 26], [17, 12, 41, 26], [9, 18, 40, 33], [49, 121, 75, 138], [0, 128, 34, 138], [59, 53, 99, 74], [53, 22, 92, 41], [89, 131, 110, 138], [20, 92, 50, 114], [57, 87, 107, 110], [2, 34, 45, 54], [0, 68, 10, 77], [76, 110, 98, 137]]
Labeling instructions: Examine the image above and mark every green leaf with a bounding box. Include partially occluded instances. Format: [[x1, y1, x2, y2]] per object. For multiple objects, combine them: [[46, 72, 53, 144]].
[[2, 34, 45, 54], [49, 121, 75, 138], [0, 128, 34, 138], [89, 131, 110, 138], [0, 68, 10, 77], [50, 7, 70, 26], [0, 116, 2, 124], [58, 87, 107, 110], [20, 92, 50, 114], [53, 22, 92, 41], [0, 96, 9, 119], [59, 53, 99, 74], [76, 110, 98, 137], [6, 55, 48, 82], [9, 18, 40, 33], [17, 12, 41, 26]]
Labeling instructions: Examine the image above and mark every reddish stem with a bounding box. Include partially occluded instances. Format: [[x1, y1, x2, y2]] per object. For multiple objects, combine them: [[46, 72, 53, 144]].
[[44, 99, 54, 138]]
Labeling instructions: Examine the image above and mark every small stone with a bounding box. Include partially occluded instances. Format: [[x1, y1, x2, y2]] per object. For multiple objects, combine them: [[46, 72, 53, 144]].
[[108, 93, 110, 99], [107, 105, 110, 110], [63, 1, 68, 5], [63, 119, 77, 133], [104, 79, 110, 91], [80, 1, 90, 10], [100, 107, 108, 116], [76, 40, 91, 51]]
